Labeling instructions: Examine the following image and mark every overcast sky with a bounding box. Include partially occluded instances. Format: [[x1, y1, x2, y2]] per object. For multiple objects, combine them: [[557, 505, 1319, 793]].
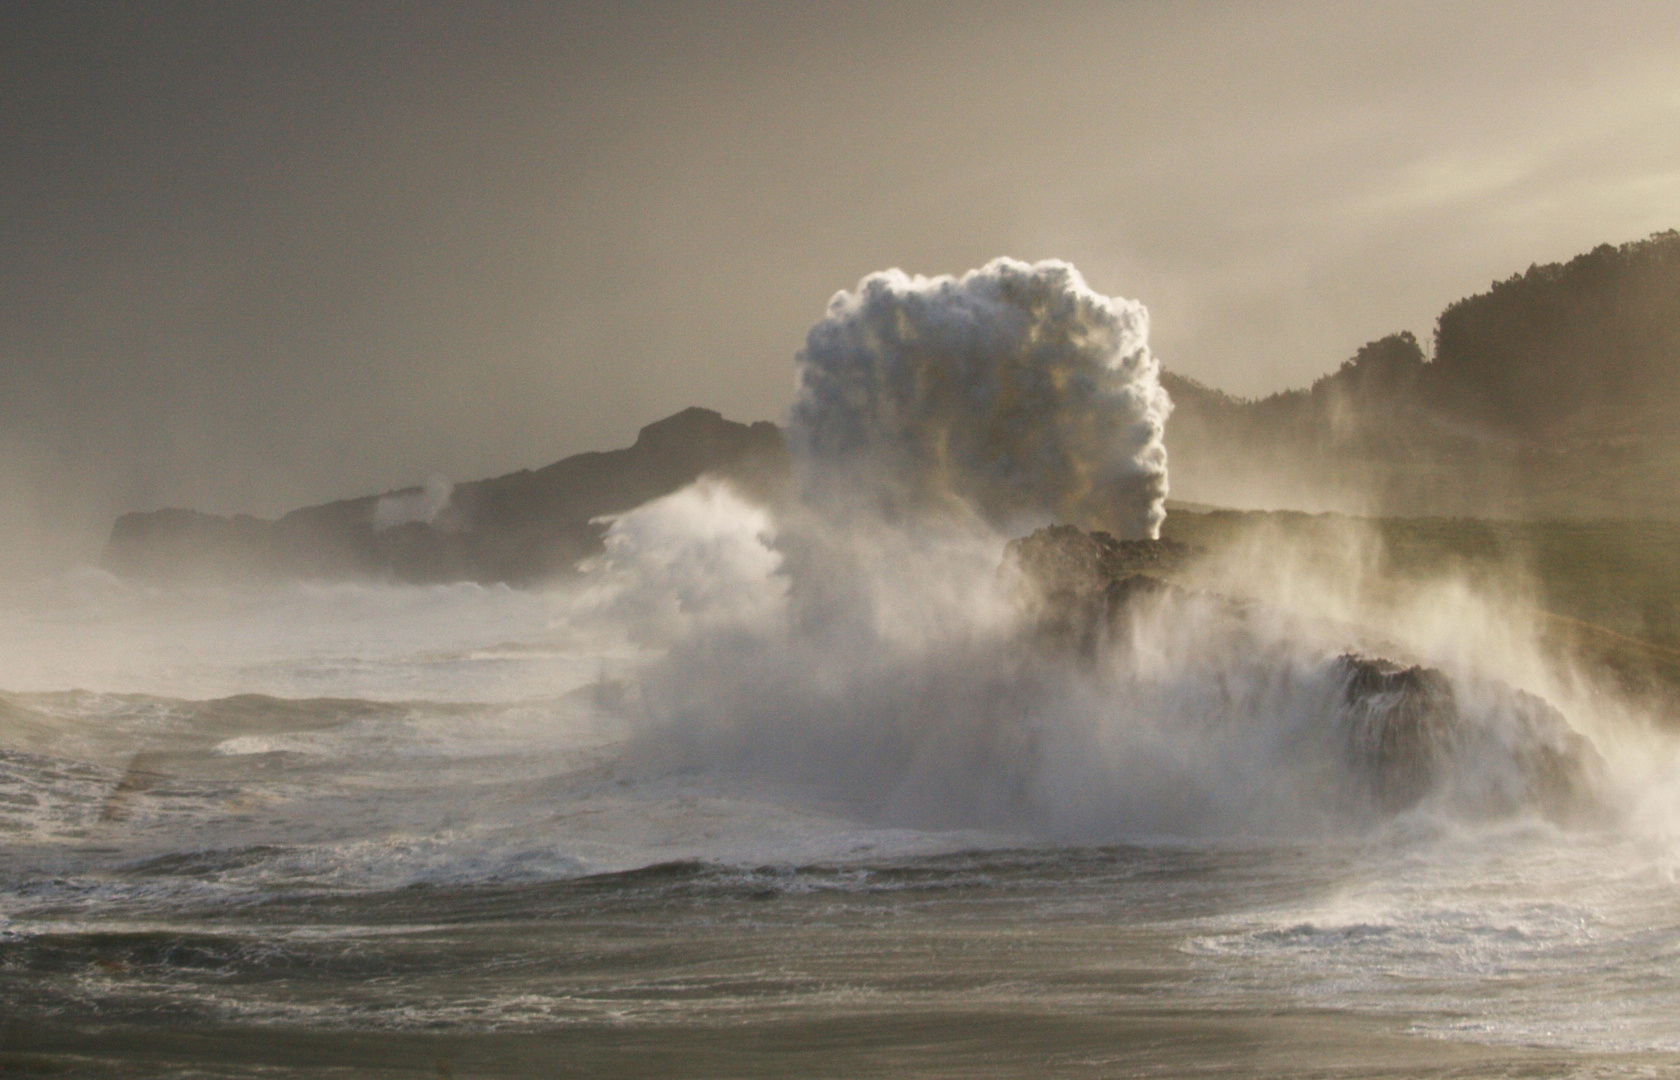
[[4, 0, 1680, 563]]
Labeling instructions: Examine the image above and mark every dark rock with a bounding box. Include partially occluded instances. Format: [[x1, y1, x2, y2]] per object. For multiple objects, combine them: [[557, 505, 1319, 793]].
[[1004, 524, 1196, 655], [1335, 655, 1458, 810], [1007, 523, 1195, 586], [1332, 653, 1601, 819]]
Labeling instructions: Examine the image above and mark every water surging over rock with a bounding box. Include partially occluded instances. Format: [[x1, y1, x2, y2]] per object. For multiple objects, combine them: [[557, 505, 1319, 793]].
[[1332, 653, 1600, 819], [1006, 525, 1605, 823]]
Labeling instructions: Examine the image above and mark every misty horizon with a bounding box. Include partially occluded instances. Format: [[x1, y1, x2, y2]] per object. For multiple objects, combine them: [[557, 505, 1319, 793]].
[[8, 6, 1680, 1075], [7, 1, 1680, 571]]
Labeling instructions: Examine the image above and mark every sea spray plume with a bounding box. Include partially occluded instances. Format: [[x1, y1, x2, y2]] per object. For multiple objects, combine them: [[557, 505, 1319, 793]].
[[790, 258, 1172, 538], [372, 476, 453, 530], [612, 509, 1610, 836], [597, 264, 1603, 837], [580, 478, 787, 645]]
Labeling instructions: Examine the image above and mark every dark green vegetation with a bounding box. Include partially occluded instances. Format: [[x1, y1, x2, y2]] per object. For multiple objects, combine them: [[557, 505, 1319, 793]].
[[1162, 507, 1680, 709], [1165, 231, 1680, 520]]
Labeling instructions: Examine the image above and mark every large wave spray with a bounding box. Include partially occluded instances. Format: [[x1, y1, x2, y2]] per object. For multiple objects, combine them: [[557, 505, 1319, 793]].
[[790, 258, 1171, 539], [556, 258, 1638, 841], [7, 257, 1648, 858]]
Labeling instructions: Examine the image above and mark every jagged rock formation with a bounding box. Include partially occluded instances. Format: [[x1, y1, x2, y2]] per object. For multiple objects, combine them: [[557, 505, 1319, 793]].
[[1004, 524, 1194, 655], [1006, 524, 1604, 821], [103, 407, 787, 584], [1332, 653, 1599, 819]]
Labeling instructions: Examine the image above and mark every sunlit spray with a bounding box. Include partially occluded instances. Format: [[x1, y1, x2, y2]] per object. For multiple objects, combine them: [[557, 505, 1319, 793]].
[[600, 259, 1634, 840], [790, 258, 1171, 539]]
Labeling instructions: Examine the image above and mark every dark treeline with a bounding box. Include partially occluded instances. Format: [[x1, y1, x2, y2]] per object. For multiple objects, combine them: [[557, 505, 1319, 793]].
[[1432, 232, 1680, 432], [1165, 231, 1680, 519]]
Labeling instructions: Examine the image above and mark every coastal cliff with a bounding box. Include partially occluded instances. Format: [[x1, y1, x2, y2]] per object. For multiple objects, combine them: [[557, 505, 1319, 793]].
[[103, 407, 786, 584]]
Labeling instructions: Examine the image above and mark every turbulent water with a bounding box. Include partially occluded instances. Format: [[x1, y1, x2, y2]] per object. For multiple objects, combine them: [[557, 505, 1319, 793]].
[[4, 545, 1680, 1079], [6, 264, 1679, 1076]]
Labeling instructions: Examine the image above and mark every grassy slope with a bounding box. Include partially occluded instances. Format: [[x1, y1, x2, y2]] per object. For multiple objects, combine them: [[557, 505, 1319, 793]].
[[1159, 508, 1680, 706], [1161, 233, 1680, 523]]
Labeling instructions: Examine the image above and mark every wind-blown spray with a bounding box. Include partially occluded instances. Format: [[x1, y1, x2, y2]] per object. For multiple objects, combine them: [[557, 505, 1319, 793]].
[[581, 257, 1623, 839], [790, 258, 1172, 539]]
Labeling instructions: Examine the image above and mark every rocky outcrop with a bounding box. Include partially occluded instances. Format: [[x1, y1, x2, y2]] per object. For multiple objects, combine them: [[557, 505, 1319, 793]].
[[103, 407, 788, 585], [1005, 524, 1605, 821], [1332, 653, 1601, 820], [1004, 524, 1195, 655]]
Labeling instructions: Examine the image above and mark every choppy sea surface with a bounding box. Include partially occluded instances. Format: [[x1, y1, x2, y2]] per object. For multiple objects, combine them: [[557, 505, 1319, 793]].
[[4, 570, 1680, 1078]]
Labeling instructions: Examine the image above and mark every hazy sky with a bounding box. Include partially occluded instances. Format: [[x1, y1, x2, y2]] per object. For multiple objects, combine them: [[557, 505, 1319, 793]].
[[5, 1, 1680, 562]]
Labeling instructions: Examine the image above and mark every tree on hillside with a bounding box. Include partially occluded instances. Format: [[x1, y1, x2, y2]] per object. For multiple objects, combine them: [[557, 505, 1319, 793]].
[[1428, 231, 1680, 434]]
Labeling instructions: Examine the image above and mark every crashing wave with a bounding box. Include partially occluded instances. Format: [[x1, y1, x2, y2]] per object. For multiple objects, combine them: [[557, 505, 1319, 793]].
[[1006, 525, 1605, 823]]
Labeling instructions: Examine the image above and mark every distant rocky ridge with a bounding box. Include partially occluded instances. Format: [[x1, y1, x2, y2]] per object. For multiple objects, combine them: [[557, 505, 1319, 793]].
[[104, 232, 1680, 582], [103, 407, 785, 584]]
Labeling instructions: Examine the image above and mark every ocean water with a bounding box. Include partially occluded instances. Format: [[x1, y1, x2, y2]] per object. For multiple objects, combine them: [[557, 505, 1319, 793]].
[[4, 548, 1680, 1079]]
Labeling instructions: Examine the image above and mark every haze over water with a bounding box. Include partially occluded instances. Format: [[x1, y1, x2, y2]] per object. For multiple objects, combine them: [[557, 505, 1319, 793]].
[[4, 260, 1680, 1078], [8, 5, 1680, 1075], [5, 520, 1680, 1076]]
